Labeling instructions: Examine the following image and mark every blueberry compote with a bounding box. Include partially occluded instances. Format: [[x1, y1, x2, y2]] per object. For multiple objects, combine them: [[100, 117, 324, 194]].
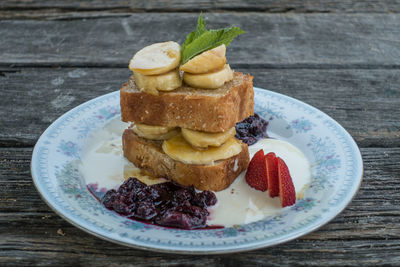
[[101, 177, 217, 230], [235, 113, 269, 145]]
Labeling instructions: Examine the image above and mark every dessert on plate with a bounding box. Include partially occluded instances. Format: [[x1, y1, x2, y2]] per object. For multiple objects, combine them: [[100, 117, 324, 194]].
[[120, 15, 252, 192], [95, 14, 303, 230]]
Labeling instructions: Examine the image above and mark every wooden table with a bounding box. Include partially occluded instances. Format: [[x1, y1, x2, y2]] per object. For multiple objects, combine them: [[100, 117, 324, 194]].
[[1, 1, 400, 265]]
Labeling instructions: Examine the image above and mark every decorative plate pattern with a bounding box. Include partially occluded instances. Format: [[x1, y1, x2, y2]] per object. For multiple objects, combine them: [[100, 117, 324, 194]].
[[31, 88, 363, 254]]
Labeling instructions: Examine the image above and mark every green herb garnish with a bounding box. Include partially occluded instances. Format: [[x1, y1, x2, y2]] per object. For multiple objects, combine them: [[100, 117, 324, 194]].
[[181, 13, 245, 65]]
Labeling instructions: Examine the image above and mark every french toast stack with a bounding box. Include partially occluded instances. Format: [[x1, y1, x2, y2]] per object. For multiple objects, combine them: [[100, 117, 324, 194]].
[[120, 17, 253, 191]]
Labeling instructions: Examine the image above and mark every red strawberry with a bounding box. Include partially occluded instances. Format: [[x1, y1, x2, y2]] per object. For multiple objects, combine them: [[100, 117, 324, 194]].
[[265, 152, 279, 198], [277, 157, 296, 207], [245, 149, 268, 191]]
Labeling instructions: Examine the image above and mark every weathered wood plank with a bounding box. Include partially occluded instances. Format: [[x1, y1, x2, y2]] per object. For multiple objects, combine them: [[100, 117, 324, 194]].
[[1, 68, 399, 147], [1, 0, 400, 19], [0, 147, 399, 265], [1, 14, 400, 67], [1, 225, 399, 266]]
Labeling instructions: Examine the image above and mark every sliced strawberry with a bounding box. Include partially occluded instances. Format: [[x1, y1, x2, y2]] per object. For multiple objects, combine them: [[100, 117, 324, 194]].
[[265, 152, 279, 198], [277, 157, 296, 207], [245, 149, 268, 191]]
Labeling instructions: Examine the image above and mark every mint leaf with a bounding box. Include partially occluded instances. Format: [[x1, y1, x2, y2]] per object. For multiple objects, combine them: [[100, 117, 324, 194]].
[[181, 26, 245, 64], [181, 13, 207, 53], [181, 31, 196, 53], [193, 13, 207, 39]]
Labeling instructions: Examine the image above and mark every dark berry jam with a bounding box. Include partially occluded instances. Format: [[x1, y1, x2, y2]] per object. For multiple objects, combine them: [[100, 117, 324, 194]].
[[101, 177, 217, 230], [235, 113, 269, 145]]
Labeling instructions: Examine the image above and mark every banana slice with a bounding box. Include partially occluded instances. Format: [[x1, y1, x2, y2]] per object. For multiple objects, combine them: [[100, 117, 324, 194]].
[[162, 134, 242, 165], [183, 64, 234, 89], [180, 45, 227, 74], [134, 69, 182, 94], [129, 41, 181, 75], [132, 123, 179, 140], [181, 127, 236, 148]]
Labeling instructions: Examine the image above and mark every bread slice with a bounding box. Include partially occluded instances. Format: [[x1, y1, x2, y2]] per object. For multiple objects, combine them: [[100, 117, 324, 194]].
[[122, 128, 250, 191], [120, 72, 254, 133]]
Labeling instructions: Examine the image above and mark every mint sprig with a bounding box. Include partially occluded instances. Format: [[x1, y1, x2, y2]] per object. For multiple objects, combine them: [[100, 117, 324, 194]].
[[181, 14, 207, 53], [181, 14, 245, 65]]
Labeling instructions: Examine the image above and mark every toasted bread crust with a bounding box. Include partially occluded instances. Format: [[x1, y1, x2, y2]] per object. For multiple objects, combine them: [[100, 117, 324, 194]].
[[120, 72, 254, 133], [122, 129, 250, 191]]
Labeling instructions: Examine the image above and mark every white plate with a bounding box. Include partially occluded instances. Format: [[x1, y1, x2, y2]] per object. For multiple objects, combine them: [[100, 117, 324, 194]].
[[31, 88, 363, 254]]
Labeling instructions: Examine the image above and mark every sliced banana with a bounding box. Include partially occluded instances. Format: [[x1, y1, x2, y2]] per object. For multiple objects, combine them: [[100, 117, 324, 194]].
[[129, 41, 181, 75], [162, 134, 242, 165], [135, 123, 172, 135], [180, 44, 227, 74], [181, 127, 236, 149], [134, 69, 182, 94], [183, 64, 234, 89], [132, 123, 179, 140]]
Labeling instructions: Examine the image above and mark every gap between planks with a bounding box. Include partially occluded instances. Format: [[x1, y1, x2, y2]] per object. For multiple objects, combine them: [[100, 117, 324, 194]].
[[3, 63, 400, 70]]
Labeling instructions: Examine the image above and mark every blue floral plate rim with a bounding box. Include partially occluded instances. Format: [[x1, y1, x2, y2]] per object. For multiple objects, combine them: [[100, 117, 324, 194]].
[[31, 87, 363, 254]]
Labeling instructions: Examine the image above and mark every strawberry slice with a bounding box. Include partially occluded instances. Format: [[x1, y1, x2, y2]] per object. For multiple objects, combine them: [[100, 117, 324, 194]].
[[265, 152, 279, 198], [277, 157, 296, 207], [245, 149, 268, 191]]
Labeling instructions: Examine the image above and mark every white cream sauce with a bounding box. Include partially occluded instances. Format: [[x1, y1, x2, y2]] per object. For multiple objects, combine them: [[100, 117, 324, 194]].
[[208, 138, 311, 227], [80, 119, 166, 190], [80, 119, 311, 227]]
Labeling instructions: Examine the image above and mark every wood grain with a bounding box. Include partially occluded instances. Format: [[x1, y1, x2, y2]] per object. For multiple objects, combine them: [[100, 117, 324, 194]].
[[2, 3, 399, 265], [1, 0, 400, 20], [0, 147, 399, 265], [1, 68, 399, 147], [1, 14, 400, 67]]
